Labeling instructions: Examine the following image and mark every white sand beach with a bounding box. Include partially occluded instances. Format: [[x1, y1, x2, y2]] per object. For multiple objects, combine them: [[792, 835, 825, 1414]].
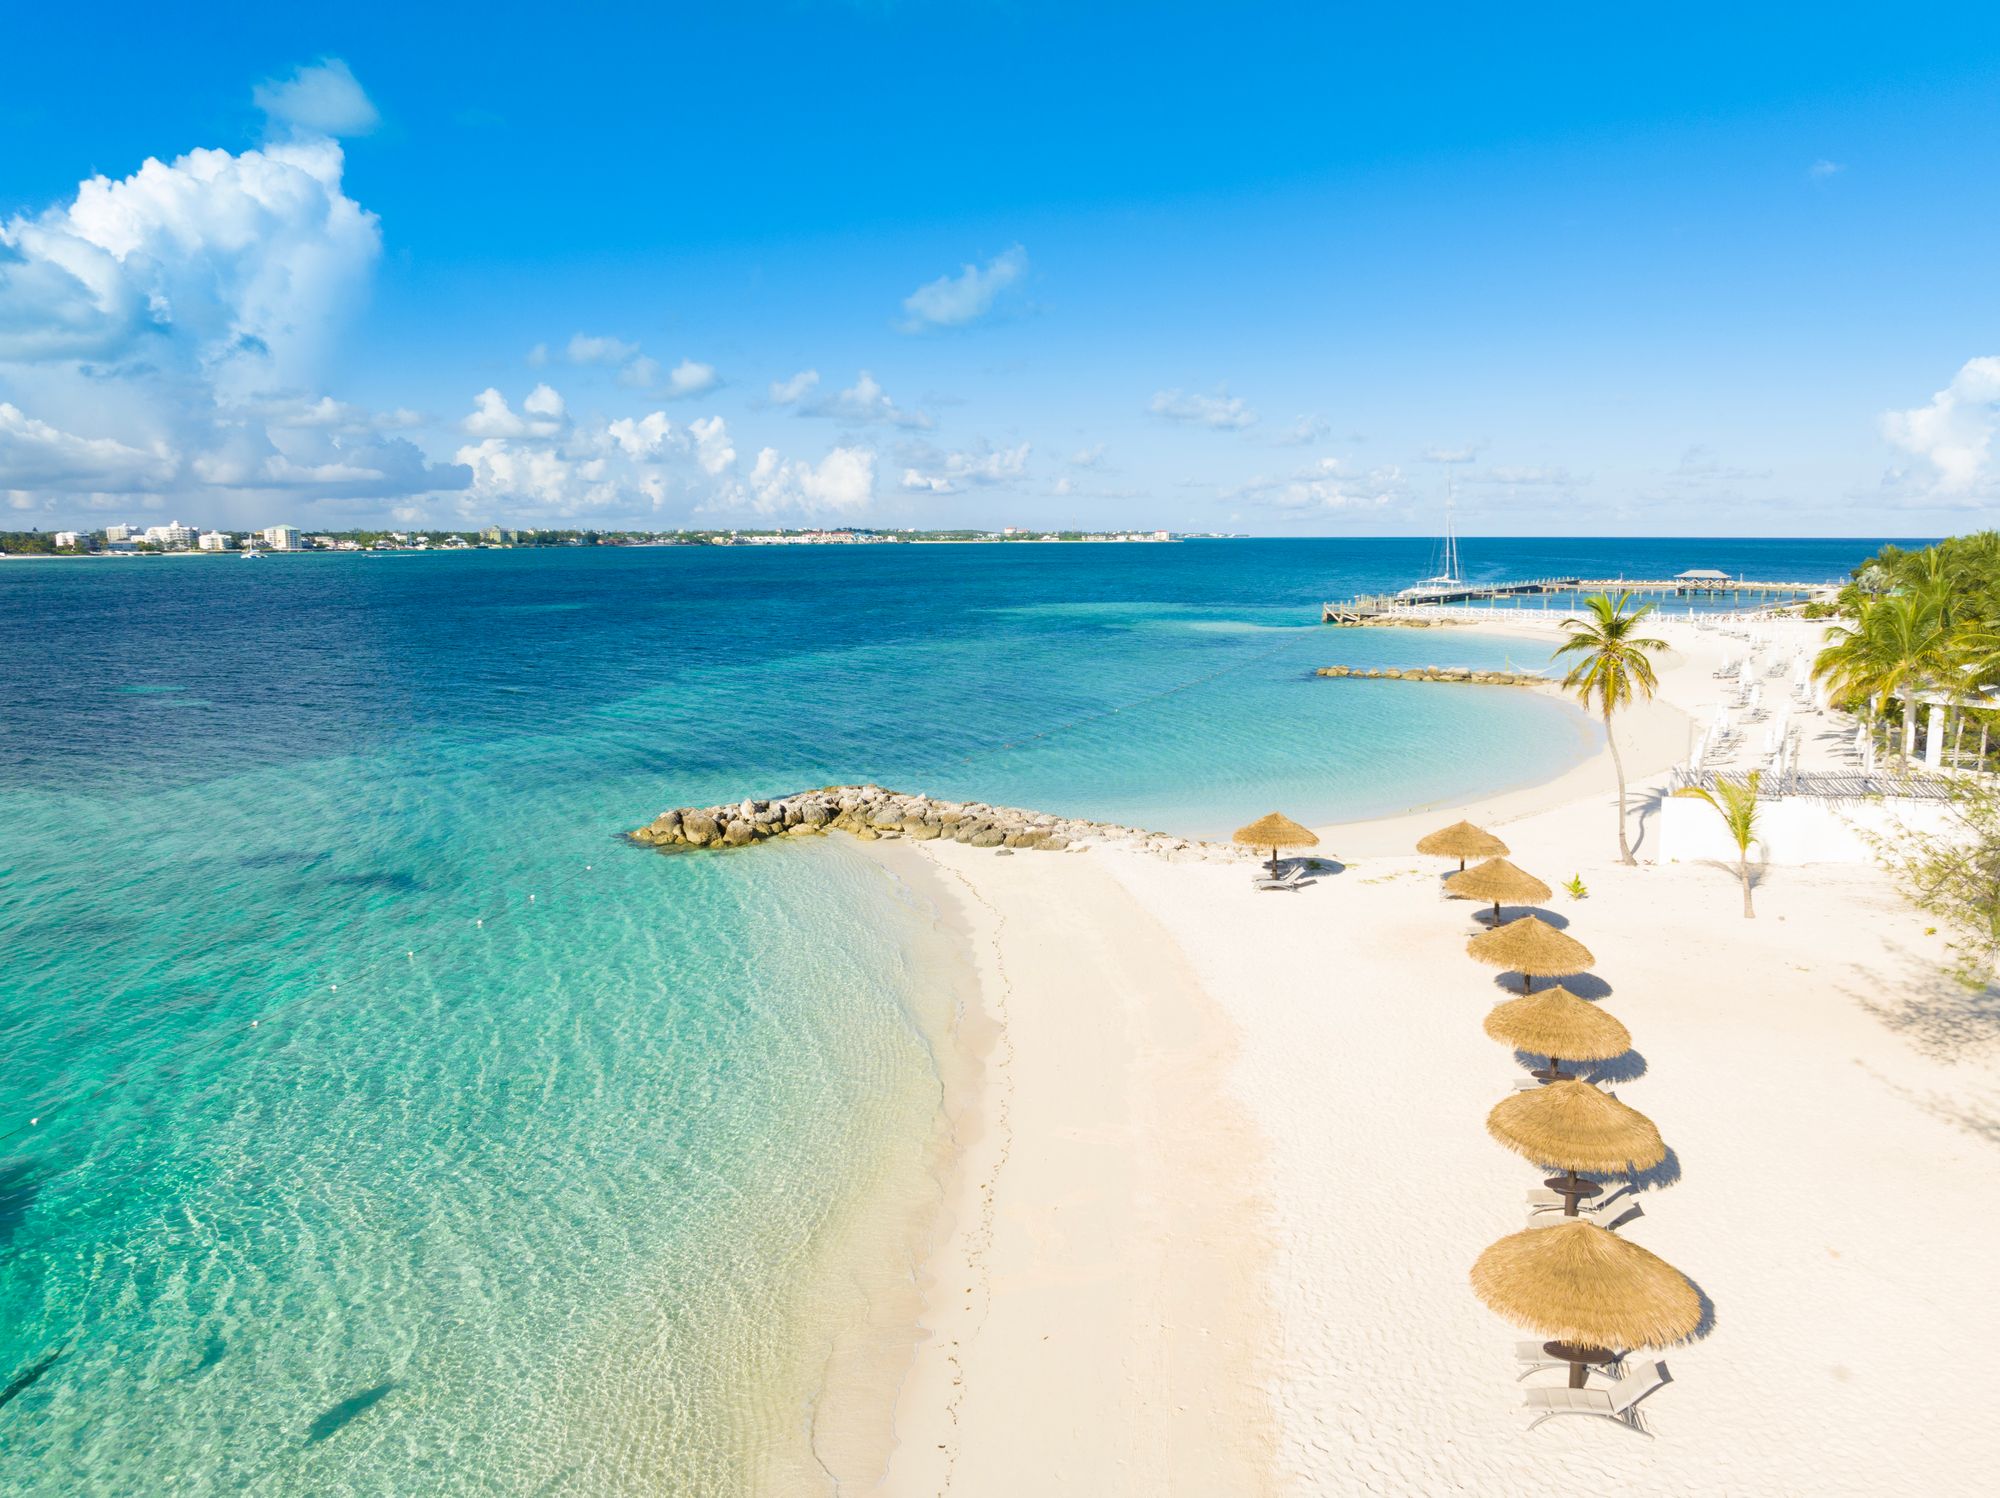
[[868, 612, 2000, 1496]]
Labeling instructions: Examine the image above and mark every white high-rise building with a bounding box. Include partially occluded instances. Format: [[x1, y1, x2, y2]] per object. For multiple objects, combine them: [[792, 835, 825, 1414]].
[[263, 525, 303, 551], [198, 531, 231, 552], [144, 521, 196, 549], [104, 523, 135, 542], [54, 531, 83, 549]]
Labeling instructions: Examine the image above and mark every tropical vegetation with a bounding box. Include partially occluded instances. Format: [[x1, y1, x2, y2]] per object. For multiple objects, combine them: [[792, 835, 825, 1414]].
[[1553, 591, 1668, 864], [1811, 533, 2000, 770], [1673, 771, 1763, 917]]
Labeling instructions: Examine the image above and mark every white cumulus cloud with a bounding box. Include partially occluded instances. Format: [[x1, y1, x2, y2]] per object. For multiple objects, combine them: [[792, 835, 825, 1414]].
[[560, 335, 715, 397], [253, 59, 380, 139], [1227, 457, 1404, 513], [1149, 387, 1257, 431], [462, 384, 567, 439], [775, 369, 930, 429], [0, 90, 468, 521], [0, 136, 379, 382], [1882, 357, 2000, 493], [746, 445, 877, 514], [0, 401, 177, 491], [900, 245, 1027, 331], [567, 333, 640, 366], [663, 358, 718, 398], [453, 383, 762, 520], [770, 369, 820, 405], [900, 442, 1031, 495]]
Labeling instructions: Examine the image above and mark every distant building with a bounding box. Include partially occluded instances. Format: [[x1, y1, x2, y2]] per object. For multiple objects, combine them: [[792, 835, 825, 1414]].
[[104, 523, 136, 542], [144, 521, 196, 549], [263, 525, 303, 551], [54, 531, 83, 549], [198, 531, 231, 551], [482, 525, 515, 544]]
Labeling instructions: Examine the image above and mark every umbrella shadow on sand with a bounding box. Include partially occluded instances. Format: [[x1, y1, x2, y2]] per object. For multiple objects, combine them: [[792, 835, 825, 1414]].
[[1489, 970, 1615, 1000], [1506, 1047, 1651, 1087], [1461, 903, 1573, 929], [1617, 1144, 1685, 1196], [1294, 856, 1345, 877], [1583, 1049, 1650, 1086]]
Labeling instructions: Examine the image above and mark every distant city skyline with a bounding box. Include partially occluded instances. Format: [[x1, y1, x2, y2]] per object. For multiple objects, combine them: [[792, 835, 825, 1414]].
[[6, 5, 2000, 536]]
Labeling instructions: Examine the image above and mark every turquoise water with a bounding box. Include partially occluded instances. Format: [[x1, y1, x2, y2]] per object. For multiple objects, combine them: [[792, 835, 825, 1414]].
[[0, 538, 1892, 1492]]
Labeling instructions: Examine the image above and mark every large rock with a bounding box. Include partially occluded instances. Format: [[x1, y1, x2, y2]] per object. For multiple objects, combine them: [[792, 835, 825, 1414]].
[[681, 812, 720, 846]]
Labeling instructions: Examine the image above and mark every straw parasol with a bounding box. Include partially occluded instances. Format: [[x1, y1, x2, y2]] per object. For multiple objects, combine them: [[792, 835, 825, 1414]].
[[1233, 811, 1319, 873], [1471, 1218, 1701, 1388], [1487, 1080, 1665, 1213], [1415, 820, 1508, 871], [1467, 914, 1594, 994], [1445, 857, 1553, 925], [1484, 986, 1631, 1083]]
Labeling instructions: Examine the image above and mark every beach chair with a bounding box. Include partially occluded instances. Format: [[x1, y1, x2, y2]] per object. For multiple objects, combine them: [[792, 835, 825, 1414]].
[[1253, 865, 1306, 892], [1525, 1185, 1634, 1215], [1522, 1360, 1666, 1435], [1525, 1197, 1641, 1230], [1514, 1341, 1623, 1381]]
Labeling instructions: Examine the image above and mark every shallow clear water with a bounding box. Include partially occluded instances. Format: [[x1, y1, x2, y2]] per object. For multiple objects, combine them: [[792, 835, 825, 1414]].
[[0, 537, 1897, 1492]]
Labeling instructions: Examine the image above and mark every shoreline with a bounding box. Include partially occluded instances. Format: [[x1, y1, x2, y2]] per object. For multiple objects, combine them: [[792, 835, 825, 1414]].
[[825, 607, 2000, 1492], [788, 611, 1673, 1493], [860, 833, 1281, 1494]]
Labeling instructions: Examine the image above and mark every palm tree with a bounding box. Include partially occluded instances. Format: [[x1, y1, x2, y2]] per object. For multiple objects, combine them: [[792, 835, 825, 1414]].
[[1553, 592, 1668, 864], [1673, 771, 1762, 917], [1813, 584, 1955, 766]]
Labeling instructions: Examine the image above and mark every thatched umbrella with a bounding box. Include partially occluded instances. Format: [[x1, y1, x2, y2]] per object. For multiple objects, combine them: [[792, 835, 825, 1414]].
[[1472, 1218, 1701, 1388], [1445, 857, 1553, 926], [1487, 1080, 1665, 1215], [1416, 820, 1508, 871], [1484, 986, 1631, 1083], [1467, 915, 1594, 994], [1233, 811, 1319, 873]]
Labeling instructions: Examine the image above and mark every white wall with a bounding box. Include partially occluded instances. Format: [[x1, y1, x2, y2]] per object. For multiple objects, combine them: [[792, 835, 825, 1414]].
[[1656, 795, 1958, 866]]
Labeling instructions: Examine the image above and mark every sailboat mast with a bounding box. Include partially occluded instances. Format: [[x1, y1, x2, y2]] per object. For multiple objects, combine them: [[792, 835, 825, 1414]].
[[1443, 474, 1460, 582]]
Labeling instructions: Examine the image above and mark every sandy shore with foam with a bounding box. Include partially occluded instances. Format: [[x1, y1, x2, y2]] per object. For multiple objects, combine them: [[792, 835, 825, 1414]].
[[861, 610, 2000, 1495]]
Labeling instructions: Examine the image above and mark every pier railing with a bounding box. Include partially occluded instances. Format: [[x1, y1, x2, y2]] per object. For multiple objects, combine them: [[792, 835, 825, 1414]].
[[1324, 577, 1836, 624]]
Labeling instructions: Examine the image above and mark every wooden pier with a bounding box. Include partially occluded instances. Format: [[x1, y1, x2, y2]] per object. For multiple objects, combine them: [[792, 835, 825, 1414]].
[[1322, 576, 1835, 624]]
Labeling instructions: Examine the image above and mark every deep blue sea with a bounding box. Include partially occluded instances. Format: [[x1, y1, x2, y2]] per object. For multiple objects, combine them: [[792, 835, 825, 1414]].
[[0, 537, 1901, 1493]]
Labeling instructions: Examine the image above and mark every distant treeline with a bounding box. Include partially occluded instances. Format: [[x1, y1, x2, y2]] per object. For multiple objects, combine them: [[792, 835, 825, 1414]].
[[0, 531, 64, 553]]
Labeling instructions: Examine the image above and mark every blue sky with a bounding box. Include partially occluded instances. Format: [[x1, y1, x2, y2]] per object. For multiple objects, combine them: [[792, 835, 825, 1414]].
[[5, 2, 2000, 535]]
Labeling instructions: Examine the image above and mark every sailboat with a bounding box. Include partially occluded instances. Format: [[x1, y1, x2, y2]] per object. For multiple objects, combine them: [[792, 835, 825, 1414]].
[[1398, 479, 1465, 599]]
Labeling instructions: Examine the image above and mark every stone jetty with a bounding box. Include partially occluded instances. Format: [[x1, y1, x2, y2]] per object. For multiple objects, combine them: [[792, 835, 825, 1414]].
[[1315, 664, 1545, 686], [628, 784, 1255, 862]]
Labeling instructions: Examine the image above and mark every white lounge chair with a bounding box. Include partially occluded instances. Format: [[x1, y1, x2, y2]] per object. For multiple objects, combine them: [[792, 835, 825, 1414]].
[[1525, 1198, 1641, 1230], [1514, 1341, 1623, 1381], [1253, 865, 1306, 891], [1523, 1360, 1666, 1435], [1525, 1185, 1638, 1217]]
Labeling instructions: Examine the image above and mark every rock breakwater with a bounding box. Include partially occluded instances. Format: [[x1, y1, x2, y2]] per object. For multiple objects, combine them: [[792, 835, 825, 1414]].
[[1315, 664, 1545, 686], [628, 784, 1254, 862]]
